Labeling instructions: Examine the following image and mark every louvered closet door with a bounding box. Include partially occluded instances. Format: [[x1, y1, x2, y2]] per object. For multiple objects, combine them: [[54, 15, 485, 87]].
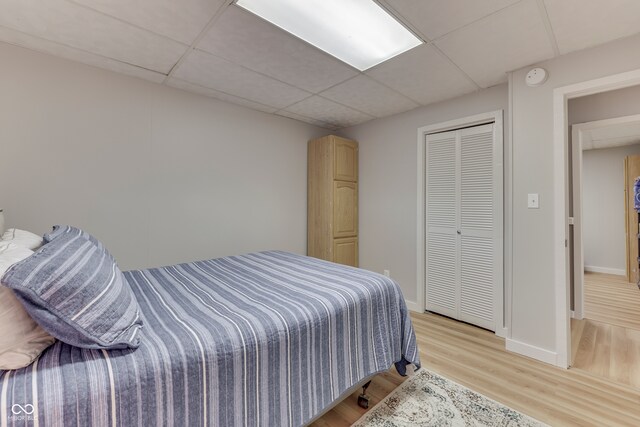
[[425, 123, 500, 332], [459, 124, 496, 330], [425, 130, 459, 319]]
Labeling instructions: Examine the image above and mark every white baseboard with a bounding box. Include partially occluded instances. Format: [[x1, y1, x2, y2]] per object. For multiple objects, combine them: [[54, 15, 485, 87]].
[[506, 338, 558, 366], [570, 310, 585, 320], [404, 299, 423, 313], [584, 265, 625, 276], [495, 326, 508, 338]]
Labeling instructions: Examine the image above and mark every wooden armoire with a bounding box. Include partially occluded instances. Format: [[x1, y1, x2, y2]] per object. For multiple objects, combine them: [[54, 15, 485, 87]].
[[624, 155, 640, 284], [307, 135, 358, 267]]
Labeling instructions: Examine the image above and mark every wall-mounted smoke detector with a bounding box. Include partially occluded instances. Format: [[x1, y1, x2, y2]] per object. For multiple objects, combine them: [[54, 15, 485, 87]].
[[525, 67, 548, 87]]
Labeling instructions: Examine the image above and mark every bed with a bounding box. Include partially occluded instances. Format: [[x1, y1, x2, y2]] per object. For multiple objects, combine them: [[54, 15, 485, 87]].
[[0, 250, 420, 426]]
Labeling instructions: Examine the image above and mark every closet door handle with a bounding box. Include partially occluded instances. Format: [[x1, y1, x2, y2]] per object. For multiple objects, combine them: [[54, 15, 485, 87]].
[[457, 230, 461, 235]]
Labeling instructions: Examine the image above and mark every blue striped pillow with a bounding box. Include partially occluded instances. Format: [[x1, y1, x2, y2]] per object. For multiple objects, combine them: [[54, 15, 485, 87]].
[[44, 225, 107, 251], [1, 229, 143, 349]]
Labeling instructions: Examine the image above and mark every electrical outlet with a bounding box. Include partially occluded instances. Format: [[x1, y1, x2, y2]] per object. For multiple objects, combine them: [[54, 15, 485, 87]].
[[383, 270, 390, 278]]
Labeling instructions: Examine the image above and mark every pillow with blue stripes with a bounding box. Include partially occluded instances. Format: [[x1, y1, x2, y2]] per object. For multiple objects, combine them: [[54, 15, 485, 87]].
[[44, 225, 108, 252], [2, 228, 143, 350]]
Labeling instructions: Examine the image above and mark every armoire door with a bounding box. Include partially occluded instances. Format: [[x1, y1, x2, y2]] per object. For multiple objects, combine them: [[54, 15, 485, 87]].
[[333, 181, 358, 238], [425, 123, 501, 332], [334, 138, 358, 182], [333, 237, 358, 267]]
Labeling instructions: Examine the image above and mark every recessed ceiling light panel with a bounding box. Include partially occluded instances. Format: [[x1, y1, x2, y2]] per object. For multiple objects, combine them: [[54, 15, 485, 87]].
[[235, 0, 422, 71]]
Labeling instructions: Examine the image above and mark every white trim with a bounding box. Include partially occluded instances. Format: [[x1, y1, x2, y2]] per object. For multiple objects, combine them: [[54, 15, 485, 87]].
[[506, 338, 558, 365], [494, 115, 505, 339], [404, 299, 421, 313], [417, 110, 505, 336], [571, 124, 585, 321], [553, 67, 640, 370], [506, 72, 514, 339], [584, 266, 626, 276], [416, 127, 426, 314], [571, 114, 640, 320]]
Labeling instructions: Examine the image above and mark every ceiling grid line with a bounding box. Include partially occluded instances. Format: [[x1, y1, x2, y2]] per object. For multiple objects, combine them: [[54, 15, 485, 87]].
[[184, 48, 315, 96], [430, 44, 482, 90], [222, 5, 363, 76], [0, 23, 166, 76], [375, 0, 432, 44], [65, 0, 194, 48], [354, 73, 428, 107], [370, 0, 486, 96], [535, 0, 561, 57], [315, 93, 378, 119], [306, 73, 420, 118], [429, 0, 527, 42], [1, 0, 639, 129], [169, 77, 283, 111], [369, 1, 484, 98], [163, 0, 234, 83], [367, 1, 483, 93]]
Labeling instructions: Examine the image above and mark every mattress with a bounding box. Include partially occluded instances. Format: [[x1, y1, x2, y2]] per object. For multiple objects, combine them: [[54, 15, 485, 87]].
[[0, 251, 420, 426]]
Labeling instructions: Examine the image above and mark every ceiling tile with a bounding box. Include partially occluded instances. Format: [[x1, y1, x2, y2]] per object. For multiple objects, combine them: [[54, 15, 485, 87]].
[[365, 44, 477, 105], [383, 0, 520, 40], [275, 110, 335, 130], [282, 96, 374, 129], [172, 50, 310, 109], [320, 75, 418, 118], [435, 0, 555, 88], [0, 26, 166, 83], [166, 78, 279, 113], [71, 0, 225, 45], [543, 0, 640, 55], [0, 0, 187, 74], [197, 6, 358, 93]]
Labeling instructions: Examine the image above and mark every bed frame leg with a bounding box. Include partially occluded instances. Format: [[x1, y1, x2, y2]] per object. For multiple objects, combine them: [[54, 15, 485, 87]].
[[357, 380, 372, 409]]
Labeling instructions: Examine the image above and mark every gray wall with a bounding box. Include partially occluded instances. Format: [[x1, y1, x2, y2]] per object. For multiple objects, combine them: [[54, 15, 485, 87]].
[[340, 84, 509, 305], [582, 145, 640, 274], [0, 42, 326, 270], [569, 84, 640, 124], [510, 32, 640, 353]]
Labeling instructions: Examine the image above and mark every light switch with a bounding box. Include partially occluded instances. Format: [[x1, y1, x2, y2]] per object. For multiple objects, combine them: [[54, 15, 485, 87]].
[[528, 193, 539, 209]]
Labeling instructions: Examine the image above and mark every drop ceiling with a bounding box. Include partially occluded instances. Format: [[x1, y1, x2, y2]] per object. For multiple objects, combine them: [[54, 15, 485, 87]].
[[580, 120, 640, 151], [1, 0, 640, 130]]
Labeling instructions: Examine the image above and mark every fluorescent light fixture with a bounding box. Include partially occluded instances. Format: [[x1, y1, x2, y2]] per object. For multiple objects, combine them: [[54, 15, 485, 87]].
[[235, 0, 422, 71]]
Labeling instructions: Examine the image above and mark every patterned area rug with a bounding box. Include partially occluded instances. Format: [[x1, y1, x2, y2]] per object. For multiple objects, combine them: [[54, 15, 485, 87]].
[[353, 369, 547, 426]]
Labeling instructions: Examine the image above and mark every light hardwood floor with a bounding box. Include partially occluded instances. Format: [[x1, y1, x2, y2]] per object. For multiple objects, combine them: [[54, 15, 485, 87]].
[[313, 312, 640, 427], [582, 272, 640, 330], [572, 318, 640, 389], [571, 272, 640, 389]]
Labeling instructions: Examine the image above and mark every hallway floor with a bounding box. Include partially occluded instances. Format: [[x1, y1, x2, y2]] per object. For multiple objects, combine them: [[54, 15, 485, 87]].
[[572, 272, 640, 389]]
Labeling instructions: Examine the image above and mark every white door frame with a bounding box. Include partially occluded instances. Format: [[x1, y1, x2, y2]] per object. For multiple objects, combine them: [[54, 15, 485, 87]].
[[417, 110, 506, 338], [570, 114, 640, 321], [553, 68, 640, 369]]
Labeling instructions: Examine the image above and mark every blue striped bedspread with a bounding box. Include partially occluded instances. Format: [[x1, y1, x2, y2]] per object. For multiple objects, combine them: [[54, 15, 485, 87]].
[[0, 251, 420, 426]]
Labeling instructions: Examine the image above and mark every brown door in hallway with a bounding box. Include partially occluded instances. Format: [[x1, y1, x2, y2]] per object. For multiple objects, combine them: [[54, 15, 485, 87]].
[[624, 155, 640, 283]]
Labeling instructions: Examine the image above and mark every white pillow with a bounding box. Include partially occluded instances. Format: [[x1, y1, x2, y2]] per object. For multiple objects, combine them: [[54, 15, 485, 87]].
[[0, 242, 56, 369], [1, 228, 43, 251]]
